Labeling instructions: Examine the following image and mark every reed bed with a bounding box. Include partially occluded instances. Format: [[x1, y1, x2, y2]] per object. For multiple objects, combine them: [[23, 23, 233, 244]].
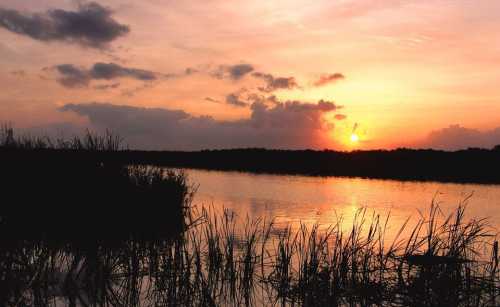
[[1, 126, 499, 306], [0, 126, 194, 241], [1, 201, 498, 306]]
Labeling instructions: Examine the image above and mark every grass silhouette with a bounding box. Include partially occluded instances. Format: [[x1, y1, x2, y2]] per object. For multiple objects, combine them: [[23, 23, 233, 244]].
[[0, 125, 193, 242], [0, 203, 498, 306], [1, 126, 499, 306]]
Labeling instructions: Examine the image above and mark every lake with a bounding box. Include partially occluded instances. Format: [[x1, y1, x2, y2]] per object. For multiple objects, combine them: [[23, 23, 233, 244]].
[[184, 168, 500, 239]]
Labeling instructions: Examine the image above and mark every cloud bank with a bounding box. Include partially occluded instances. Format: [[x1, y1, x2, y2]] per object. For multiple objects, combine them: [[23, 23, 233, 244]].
[[59, 100, 341, 150], [421, 124, 500, 150], [0, 2, 129, 48]]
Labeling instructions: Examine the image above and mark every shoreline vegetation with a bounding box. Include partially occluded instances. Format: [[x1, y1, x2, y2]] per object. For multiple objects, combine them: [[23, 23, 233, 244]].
[[1, 127, 499, 305], [0, 126, 194, 242], [5, 128, 500, 184], [125, 147, 500, 184], [1, 203, 499, 305]]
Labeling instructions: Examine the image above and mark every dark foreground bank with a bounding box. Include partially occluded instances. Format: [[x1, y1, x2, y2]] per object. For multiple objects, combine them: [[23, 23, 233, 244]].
[[0, 128, 193, 241]]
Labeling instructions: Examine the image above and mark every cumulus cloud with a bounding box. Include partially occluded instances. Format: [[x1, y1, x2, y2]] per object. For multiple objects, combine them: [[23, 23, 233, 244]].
[[252, 72, 299, 92], [421, 124, 500, 150], [59, 100, 341, 150], [0, 2, 129, 48], [313, 73, 345, 87], [53, 62, 164, 88], [212, 63, 254, 80]]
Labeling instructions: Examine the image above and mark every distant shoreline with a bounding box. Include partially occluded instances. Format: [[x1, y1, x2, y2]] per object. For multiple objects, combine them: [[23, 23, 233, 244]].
[[115, 147, 500, 185]]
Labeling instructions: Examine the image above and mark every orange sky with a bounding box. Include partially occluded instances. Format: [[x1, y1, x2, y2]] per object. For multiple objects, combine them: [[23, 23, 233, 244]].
[[1, 0, 500, 150]]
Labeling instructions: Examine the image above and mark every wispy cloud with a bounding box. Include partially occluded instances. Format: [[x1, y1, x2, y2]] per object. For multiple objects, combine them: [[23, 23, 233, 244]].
[[52, 62, 169, 88], [313, 73, 345, 87]]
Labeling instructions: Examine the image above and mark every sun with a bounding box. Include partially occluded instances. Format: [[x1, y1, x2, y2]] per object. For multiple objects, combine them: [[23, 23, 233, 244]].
[[350, 134, 359, 143]]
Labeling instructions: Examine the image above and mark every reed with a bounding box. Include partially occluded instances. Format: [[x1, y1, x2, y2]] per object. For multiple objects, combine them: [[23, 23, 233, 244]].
[[5, 201, 498, 306], [1, 127, 499, 306], [0, 127, 193, 242]]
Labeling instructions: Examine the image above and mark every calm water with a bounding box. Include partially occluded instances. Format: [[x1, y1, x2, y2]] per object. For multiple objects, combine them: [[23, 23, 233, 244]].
[[184, 168, 500, 238]]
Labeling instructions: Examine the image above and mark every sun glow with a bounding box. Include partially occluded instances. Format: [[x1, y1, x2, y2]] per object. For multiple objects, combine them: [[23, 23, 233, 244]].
[[350, 134, 359, 143]]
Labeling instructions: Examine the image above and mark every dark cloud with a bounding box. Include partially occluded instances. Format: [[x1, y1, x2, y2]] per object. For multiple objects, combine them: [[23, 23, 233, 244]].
[[53, 62, 163, 88], [252, 72, 299, 92], [90, 62, 157, 80], [228, 64, 254, 80], [225, 93, 248, 107], [212, 64, 254, 80], [224, 89, 281, 108], [55, 64, 91, 88], [59, 100, 341, 150], [0, 2, 129, 48], [313, 73, 345, 87], [420, 124, 500, 150]]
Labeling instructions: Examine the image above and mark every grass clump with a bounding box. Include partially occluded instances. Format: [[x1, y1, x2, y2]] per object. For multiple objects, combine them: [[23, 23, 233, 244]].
[[0, 126, 193, 242]]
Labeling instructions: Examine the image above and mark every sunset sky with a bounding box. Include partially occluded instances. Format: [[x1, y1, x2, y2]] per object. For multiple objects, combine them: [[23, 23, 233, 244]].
[[1, 0, 500, 150]]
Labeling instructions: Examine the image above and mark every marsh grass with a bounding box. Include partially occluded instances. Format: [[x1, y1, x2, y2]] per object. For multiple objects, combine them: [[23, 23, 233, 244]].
[[1, 201, 498, 306], [0, 126, 193, 241], [1, 126, 499, 306]]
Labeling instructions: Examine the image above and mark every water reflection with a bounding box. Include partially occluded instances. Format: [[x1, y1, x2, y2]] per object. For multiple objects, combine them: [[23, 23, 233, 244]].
[[2, 169, 500, 306], [186, 168, 500, 240]]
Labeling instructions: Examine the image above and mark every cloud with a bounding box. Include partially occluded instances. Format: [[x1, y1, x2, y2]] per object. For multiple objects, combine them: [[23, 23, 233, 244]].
[[252, 72, 299, 92], [55, 64, 91, 88], [226, 93, 248, 107], [228, 64, 254, 80], [212, 63, 254, 80], [204, 97, 221, 104], [93, 82, 120, 90], [313, 73, 345, 87], [0, 2, 129, 48], [420, 124, 500, 150], [224, 89, 282, 108], [58, 99, 341, 150], [53, 62, 164, 88], [90, 62, 158, 80]]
